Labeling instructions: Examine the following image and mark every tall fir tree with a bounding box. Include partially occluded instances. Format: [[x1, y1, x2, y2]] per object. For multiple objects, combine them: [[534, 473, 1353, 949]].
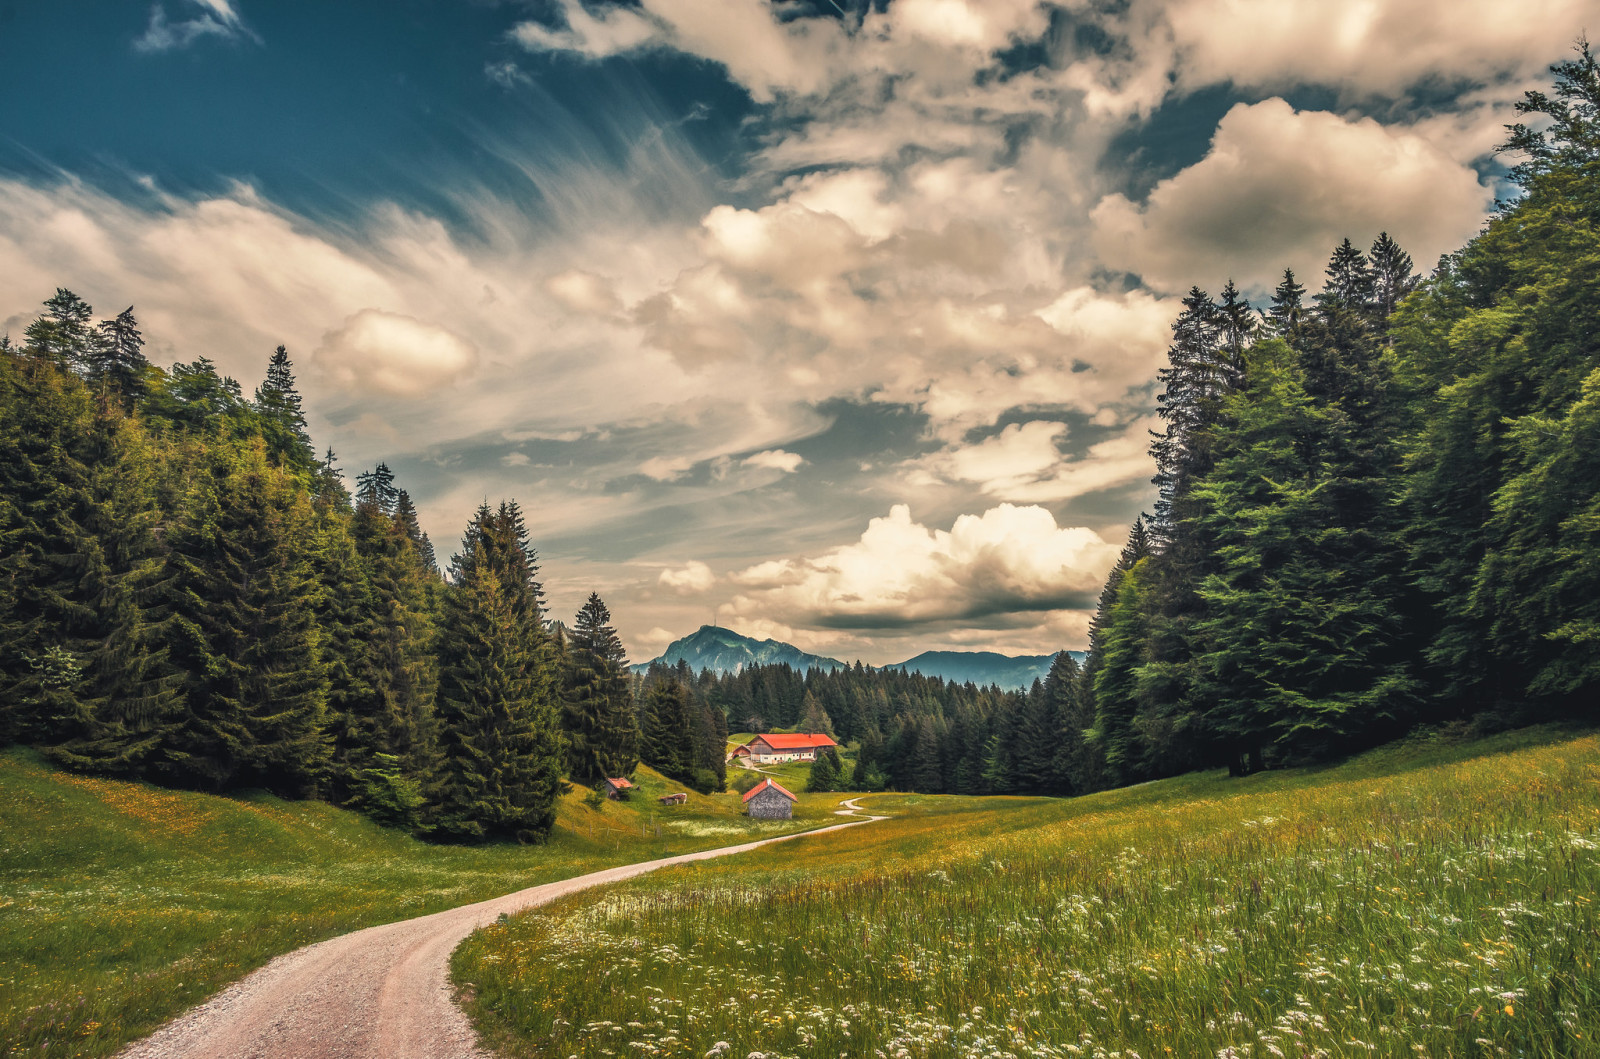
[[562, 592, 640, 783], [87, 307, 149, 409], [429, 502, 564, 842]]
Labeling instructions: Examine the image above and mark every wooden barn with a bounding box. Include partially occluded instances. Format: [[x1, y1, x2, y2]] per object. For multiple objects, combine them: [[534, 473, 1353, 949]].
[[601, 777, 634, 800], [742, 777, 796, 819]]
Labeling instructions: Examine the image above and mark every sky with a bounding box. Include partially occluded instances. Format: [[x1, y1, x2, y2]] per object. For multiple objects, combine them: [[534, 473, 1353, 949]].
[[0, 0, 1590, 665]]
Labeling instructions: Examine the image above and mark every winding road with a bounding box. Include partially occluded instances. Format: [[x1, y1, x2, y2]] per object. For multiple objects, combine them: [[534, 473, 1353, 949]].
[[117, 801, 886, 1059]]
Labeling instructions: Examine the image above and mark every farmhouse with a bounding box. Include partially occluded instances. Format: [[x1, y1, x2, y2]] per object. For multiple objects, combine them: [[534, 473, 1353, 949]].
[[740, 732, 838, 764], [742, 777, 796, 819], [601, 777, 633, 800]]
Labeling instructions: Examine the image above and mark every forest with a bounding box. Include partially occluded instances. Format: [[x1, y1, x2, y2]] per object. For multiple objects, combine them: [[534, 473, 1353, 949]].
[[2, 50, 1597, 825]]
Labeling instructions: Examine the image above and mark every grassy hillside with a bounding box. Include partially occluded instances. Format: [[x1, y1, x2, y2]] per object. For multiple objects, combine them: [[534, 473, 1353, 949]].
[[0, 752, 831, 1059], [457, 726, 1600, 1059]]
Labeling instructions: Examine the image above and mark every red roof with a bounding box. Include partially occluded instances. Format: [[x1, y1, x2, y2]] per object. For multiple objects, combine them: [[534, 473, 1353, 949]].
[[605, 777, 634, 789], [750, 733, 837, 751], [741, 777, 797, 803]]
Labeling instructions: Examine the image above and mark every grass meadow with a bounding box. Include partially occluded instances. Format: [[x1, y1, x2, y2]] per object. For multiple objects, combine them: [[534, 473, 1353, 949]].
[[0, 752, 830, 1059], [455, 726, 1600, 1059]]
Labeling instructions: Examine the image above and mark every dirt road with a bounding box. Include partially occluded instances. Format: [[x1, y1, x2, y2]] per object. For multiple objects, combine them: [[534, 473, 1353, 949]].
[[117, 808, 885, 1059]]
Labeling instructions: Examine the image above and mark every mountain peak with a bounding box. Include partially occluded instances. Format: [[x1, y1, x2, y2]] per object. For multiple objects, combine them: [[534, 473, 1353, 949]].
[[635, 626, 846, 675]]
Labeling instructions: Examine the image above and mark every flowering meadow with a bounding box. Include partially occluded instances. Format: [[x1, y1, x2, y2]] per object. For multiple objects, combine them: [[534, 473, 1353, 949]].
[[0, 753, 827, 1058], [455, 726, 1600, 1059]]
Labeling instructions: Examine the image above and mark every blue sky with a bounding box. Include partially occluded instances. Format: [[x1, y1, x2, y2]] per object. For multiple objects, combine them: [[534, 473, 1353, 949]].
[[0, 0, 1587, 662]]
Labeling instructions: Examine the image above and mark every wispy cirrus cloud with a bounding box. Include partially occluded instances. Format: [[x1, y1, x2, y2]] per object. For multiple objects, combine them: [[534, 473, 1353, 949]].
[[134, 0, 259, 53]]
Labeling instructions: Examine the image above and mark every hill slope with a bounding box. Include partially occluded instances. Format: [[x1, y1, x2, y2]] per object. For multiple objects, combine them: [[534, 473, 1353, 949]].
[[636, 625, 845, 675], [460, 725, 1600, 1059], [0, 753, 831, 1058]]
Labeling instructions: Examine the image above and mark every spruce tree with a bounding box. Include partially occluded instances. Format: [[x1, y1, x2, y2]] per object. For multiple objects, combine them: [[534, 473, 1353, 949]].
[[157, 441, 330, 794], [806, 746, 841, 792], [429, 502, 564, 842], [24, 289, 95, 370], [562, 592, 640, 783], [639, 677, 695, 781], [1266, 269, 1307, 337], [254, 345, 314, 472], [88, 307, 149, 408]]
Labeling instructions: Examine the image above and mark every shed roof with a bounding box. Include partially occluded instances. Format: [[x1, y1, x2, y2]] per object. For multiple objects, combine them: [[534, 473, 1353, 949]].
[[750, 733, 838, 751], [604, 777, 634, 789], [741, 777, 797, 803]]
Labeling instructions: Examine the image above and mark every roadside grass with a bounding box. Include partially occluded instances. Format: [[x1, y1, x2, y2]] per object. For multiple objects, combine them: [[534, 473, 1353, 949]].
[[456, 725, 1600, 1059], [0, 752, 824, 1059]]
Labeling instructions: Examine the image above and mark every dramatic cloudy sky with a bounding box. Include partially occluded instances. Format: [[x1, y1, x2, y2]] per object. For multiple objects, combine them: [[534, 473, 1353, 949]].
[[0, 0, 1588, 663]]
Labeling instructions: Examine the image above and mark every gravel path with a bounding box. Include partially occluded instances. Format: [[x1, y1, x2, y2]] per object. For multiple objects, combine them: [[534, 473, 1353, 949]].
[[117, 807, 885, 1059]]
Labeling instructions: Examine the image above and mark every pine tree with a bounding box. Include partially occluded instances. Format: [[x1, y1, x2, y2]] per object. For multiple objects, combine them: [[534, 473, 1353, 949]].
[[1316, 238, 1375, 312], [1266, 269, 1307, 337], [640, 677, 695, 781], [157, 442, 330, 794], [87, 307, 149, 408], [429, 502, 564, 842], [1368, 233, 1419, 323], [799, 690, 836, 738], [24, 289, 95, 370], [806, 746, 841, 792], [562, 592, 640, 783], [254, 345, 314, 472]]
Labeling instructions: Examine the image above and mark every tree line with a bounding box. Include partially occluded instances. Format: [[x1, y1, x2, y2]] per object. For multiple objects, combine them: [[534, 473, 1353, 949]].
[[1079, 47, 1600, 786], [0, 311, 641, 842]]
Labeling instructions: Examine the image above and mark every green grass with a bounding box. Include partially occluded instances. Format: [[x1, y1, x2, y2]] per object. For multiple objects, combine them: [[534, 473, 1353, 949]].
[[0, 752, 829, 1059], [455, 725, 1600, 1059]]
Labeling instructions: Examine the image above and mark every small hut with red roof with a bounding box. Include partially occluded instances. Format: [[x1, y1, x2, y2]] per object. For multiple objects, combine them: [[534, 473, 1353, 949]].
[[601, 776, 634, 800], [741, 777, 796, 819]]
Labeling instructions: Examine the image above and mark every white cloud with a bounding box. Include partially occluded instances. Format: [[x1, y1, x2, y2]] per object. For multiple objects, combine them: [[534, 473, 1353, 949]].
[[545, 269, 623, 316], [1092, 99, 1495, 293], [134, 0, 257, 53], [316, 309, 479, 399], [723, 503, 1118, 628], [1164, 0, 1596, 98], [743, 449, 804, 473], [512, 0, 664, 58], [659, 560, 716, 594]]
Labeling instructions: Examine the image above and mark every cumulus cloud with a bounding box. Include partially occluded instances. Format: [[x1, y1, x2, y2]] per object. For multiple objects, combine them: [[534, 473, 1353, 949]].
[[316, 309, 479, 399], [545, 269, 623, 316], [134, 0, 258, 53], [659, 560, 716, 594], [722, 504, 1118, 629], [743, 449, 804, 473], [1092, 99, 1495, 293], [1164, 0, 1595, 98]]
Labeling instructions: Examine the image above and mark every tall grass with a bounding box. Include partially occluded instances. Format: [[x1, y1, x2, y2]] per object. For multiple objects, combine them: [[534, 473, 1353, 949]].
[[456, 727, 1600, 1059], [0, 751, 830, 1058]]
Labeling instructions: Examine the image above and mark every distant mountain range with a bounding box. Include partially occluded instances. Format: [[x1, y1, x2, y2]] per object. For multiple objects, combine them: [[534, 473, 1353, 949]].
[[635, 626, 1083, 690], [882, 650, 1082, 690]]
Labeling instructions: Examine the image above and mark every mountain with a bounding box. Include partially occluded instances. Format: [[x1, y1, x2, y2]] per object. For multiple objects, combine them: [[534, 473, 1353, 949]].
[[634, 625, 846, 675], [884, 650, 1085, 691]]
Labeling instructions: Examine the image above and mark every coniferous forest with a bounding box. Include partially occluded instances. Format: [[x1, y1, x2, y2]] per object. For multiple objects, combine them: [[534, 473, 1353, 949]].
[[3, 53, 1599, 827]]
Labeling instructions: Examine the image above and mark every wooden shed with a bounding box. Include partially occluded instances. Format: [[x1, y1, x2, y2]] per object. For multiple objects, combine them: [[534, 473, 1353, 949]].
[[741, 777, 796, 819], [601, 777, 634, 800]]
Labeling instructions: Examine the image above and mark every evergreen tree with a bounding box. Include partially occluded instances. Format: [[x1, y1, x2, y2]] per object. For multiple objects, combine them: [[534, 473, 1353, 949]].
[[799, 690, 836, 737], [1266, 269, 1307, 337], [24, 289, 95, 370], [1368, 233, 1419, 324], [429, 502, 564, 842], [254, 345, 314, 472], [640, 677, 695, 781], [88, 307, 149, 408], [806, 746, 842, 792], [562, 592, 640, 783], [1316, 238, 1376, 313], [157, 442, 330, 794]]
